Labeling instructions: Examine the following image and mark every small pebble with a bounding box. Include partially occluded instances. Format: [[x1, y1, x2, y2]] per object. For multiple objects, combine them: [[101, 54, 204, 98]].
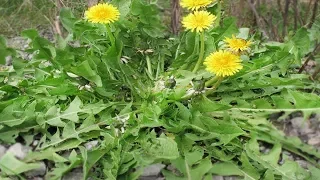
[[32, 140, 39, 146], [141, 164, 166, 177], [7, 143, 30, 159], [0, 145, 7, 159], [290, 117, 313, 135], [212, 175, 224, 180], [290, 117, 305, 128], [224, 176, 239, 180], [84, 140, 99, 150], [287, 128, 299, 137], [295, 160, 309, 169], [308, 137, 320, 146], [32, 178, 44, 180], [5, 56, 12, 65], [25, 162, 46, 177], [139, 177, 164, 180], [62, 168, 83, 180], [307, 60, 316, 67]]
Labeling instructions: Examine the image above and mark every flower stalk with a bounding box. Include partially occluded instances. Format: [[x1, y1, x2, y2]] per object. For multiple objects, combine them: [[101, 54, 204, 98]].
[[205, 76, 219, 87], [106, 25, 115, 47], [179, 76, 224, 101], [205, 76, 224, 96], [146, 56, 154, 80], [192, 31, 205, 73]]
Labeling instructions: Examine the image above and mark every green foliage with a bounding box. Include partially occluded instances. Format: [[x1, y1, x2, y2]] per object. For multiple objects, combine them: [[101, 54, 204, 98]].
[[0, 36, 16, 64], [0, 152, 42, 176], [0, 0, 320, 179]]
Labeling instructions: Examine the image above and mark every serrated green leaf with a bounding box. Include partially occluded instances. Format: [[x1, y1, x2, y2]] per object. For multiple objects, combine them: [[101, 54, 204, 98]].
[[0, 152, 41, 175], [142, 137, 179, 161], [61, 97, 82, 123], [210, 162, 243, 176], [310, 166, 320, 180], [263, 169, 275, 180], [60, 8, 77, 33], [21, 29, 39, 40], [71, 60, 103, 87], [80, 147, 106, 179], [192, 96, 231, 112]]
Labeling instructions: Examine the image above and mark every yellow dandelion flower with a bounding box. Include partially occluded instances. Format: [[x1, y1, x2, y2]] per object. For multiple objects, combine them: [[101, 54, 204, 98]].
[[204, 50, 243, 77], [181, 0, 216, 10], [224, 35, 252, 52], [182, 11, 216, 33], [85, 3, 120, 24]]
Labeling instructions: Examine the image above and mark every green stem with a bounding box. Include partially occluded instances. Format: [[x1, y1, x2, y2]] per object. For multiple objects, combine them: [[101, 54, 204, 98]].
[[180, 77, 224, 101], [185, 159, 192, 180], [192, 31, 205, 73], [106, 25, 115, 47], [205, 76, 219, 87], [205, 76, 224, 96], [107, 66, 116, 80], [215, 0, 222, 27], [146, 55, 153, 80]]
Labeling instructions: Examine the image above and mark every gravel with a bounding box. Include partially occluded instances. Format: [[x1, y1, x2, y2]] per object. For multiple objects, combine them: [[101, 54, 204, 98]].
[[307, 136, 320, 146], [286, 115, 320, 150], [7, 37, 30, 50], [62, 168, 84, 180], [139, 177, 165, 180], [290, 117, 313, 135], [6, 37, 33, 61], [0, 145, 7, 159], [5, 28, 54, 62], [31, 178, 44, 180], [223, 176, 238, 180], [24, 161, 47, 177], [6, 143, 30, 159], [212, 175, 224, 180], [295, 160, 310, 169], [84, 140, 99, 150], [141, 164, 166, 177], [273, 114, 320, 170]]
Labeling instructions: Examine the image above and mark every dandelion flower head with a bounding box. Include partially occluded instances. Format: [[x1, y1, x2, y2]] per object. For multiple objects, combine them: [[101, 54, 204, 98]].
[[181, 0, 216, 10], [85, 3, 120, 24], [224, 35, 252, 52], [204, 50, 243, 77], [182, 11, 216, 33]]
